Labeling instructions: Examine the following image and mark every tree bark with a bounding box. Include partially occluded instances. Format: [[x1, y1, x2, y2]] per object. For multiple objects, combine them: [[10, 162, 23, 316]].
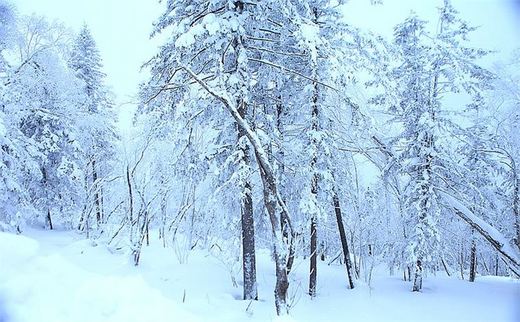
[[183, 66, 293, 315], [47, 209, 53, 230], [469, 232, 477, 282], [309, 214, 318, 297], [441, 258, 451, 277], [307, 5, 320, 299], [333, 189, 355, 289], [275, 99, 296, 276], [126, 165, 134, 250], [92, 159, 102, 225], [412, 259, 423, 292], [256, 149, 289, 315], [238, 101, 258, 301]]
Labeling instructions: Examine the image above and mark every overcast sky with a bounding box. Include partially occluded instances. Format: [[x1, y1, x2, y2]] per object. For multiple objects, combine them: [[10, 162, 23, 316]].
[[13, 0, 520, 108]]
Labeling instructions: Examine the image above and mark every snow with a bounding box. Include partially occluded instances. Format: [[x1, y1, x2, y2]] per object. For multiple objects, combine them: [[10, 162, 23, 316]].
[[0, 232, 39, 274], [441, 191, 520, 264], [1, 230, 519, 322]]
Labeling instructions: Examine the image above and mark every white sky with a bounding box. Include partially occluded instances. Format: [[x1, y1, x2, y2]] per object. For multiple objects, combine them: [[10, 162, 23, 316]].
[[13, 0, 164, 105], [12, 0, 520, 109], [345, 0, 520, 61]]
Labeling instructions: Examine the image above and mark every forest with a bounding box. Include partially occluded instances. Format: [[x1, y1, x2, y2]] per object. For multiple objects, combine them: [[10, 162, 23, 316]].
[[0, 0, 519, 321]]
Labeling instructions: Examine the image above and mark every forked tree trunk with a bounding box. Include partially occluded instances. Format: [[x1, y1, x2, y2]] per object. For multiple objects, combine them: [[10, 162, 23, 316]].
[[184, 67, 293, 316], [256, 149, 289, 314]]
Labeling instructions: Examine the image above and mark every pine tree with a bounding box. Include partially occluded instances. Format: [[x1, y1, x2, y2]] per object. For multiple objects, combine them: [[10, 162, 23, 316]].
[[69, 24, 116, 232], [378, 0, 493, 291]]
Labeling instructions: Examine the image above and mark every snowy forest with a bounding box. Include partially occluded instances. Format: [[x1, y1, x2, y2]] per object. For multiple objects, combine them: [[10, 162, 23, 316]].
[[0, 0, 519, 321]]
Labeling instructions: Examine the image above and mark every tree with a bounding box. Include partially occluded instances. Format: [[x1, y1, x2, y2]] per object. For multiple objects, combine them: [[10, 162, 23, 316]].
[[0, 0, 34, 232], [375, 0, 493, 291], [144, 1, 297, 314], [69, 24, 116, 232], [0, 14, 87, 230]]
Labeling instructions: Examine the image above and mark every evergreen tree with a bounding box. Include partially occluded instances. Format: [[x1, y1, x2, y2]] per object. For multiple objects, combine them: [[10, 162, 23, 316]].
[[377, 0, 493, 291], [69, 24, 116, 232]]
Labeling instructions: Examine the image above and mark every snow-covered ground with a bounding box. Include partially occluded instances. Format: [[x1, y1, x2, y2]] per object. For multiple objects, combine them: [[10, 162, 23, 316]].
[[1, 230, 518, 322]]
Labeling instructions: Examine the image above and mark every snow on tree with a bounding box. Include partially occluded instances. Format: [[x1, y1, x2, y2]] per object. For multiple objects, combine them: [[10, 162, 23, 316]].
[[69, 24, 116, 234], [0, 0, 35, 232], [371, 0, 494, 291]]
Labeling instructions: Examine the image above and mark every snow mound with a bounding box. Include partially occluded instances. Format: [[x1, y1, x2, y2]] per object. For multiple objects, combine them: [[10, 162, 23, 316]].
[[0, 232, 39, 274], [0, 232, 197, 322]]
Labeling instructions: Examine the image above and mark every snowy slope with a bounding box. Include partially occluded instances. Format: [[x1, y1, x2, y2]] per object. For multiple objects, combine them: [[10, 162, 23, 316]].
[[1, 230, 518, 322]]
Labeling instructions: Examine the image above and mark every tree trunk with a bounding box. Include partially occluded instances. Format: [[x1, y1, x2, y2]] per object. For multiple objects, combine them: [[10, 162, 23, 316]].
[[238, 101, 258, 301], [307, 5, 320, 299], [351, 233, 359, 278], [47, 209, 53, 230], [183, 67, 293, 315], [460, 243, 465, 280], [333, 190, 355, 289], [309, 214, 318, 297], [412, 259, 423, 292], [441, 258, 451, 277], [256, 149, 289, 315], [92, 159, 101, 225], [126, 165, 134, 247], [285, 230, 295, 275], [469, 233, 477, 282]]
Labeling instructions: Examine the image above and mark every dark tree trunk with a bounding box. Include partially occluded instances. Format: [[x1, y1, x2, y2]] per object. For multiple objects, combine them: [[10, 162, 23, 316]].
[[441, 258, 451, 277], [47, 209, 53, 230], [227, 3, 258, 301], [469, 234, 477, 282], [145, 219, 150, 246], [495, 255, 499, 276], [308, 132, 318, 298], [238, 101, 258, 301], [333, 190, 355, 289], [126, 164, 135, 262], [126, 165, 134, 225], [309, 214, 318, 297]]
